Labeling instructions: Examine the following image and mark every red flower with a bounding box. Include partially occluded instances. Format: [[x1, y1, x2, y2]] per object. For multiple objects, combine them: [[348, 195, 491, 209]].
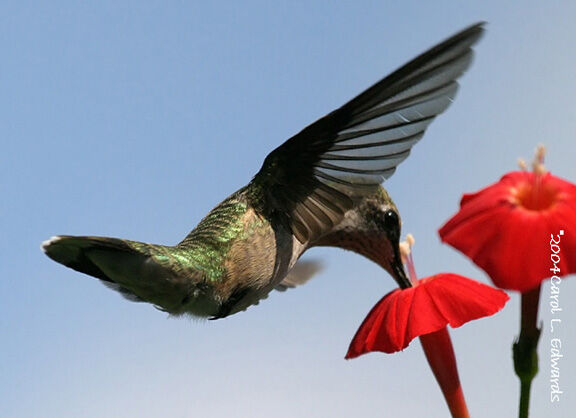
[[346, 273, 509, 357], [347, 235, 508, 417], [439, 170, 576, 292]]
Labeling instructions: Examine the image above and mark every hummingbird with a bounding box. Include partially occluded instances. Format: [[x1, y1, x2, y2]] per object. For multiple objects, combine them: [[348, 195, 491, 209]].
[[43, 23, 484, 319]]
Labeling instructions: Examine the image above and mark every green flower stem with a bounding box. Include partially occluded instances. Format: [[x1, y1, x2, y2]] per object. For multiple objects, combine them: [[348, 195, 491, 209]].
[[513, 285, 542, 418]]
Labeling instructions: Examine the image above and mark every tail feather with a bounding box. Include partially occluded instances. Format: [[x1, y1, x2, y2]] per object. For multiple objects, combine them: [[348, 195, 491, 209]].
[[42, 235, 168, 306], [42, 235, 140, 283], [42, 235, 153, 302], [42, 235, 207, 315]]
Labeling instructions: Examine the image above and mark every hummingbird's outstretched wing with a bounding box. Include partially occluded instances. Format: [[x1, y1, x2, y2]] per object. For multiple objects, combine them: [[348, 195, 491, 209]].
[[252, 23, 484, 243]]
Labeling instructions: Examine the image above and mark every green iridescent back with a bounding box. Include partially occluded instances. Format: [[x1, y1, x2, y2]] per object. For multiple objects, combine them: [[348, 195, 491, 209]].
[[175, 188, 253, 282]]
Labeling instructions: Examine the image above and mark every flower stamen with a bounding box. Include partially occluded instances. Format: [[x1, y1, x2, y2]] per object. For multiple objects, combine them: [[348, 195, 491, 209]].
[[509, 145, 559, 211], [517, 158, 527, 171], [400, 234, 418, 285]]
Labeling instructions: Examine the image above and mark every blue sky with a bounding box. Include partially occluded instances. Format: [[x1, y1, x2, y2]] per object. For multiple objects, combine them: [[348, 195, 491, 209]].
[[2, 1, 575, 417]]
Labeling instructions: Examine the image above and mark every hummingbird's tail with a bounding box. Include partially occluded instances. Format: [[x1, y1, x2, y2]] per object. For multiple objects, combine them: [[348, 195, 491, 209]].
[[42, 235, 135, 282], [41, 235, 198, 312]]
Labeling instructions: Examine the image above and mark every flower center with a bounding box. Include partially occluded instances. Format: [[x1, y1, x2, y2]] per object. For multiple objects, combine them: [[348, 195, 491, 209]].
[[513, 180, 558, 211]]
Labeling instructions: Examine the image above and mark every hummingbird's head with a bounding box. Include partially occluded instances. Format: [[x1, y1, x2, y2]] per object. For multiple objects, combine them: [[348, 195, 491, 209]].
[[314, 187, 411, 288], [363, 202, 411, 289]]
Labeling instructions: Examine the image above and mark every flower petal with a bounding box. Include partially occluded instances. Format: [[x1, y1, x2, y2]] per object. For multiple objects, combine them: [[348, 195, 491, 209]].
[[346, 274, 509, 358]]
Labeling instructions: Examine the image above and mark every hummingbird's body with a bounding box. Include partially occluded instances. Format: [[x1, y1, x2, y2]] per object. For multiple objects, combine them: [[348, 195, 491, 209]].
[[43, 24, 484, 318]]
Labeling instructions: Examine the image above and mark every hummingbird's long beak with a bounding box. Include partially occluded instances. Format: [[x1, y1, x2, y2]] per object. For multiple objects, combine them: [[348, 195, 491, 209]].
[[391, 245, 411, 289]]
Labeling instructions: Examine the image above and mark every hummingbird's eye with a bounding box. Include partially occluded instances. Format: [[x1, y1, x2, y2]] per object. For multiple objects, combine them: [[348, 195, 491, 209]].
[[382, 209, 401, 243], [384, 209, 399, 227]]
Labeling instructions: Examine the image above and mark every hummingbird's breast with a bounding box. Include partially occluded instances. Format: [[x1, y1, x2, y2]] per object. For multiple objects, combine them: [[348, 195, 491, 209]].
[[221, 209, 277, 288], [214, 207, 306, 316], [177, 186, 304, 317]]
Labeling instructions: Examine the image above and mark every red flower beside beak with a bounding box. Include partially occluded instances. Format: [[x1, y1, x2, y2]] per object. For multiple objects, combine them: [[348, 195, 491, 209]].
[[346, 273, 509, 358], [439, 170, 576, 292]]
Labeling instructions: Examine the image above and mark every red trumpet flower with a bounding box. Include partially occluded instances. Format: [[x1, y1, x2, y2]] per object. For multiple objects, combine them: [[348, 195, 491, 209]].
[[439, 153, 576, 292], [347, 238, 508, 418], [438, 146, 576, 417]]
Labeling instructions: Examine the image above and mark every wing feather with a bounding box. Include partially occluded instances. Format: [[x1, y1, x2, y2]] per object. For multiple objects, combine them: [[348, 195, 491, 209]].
[[251, 23, 484, 243]]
